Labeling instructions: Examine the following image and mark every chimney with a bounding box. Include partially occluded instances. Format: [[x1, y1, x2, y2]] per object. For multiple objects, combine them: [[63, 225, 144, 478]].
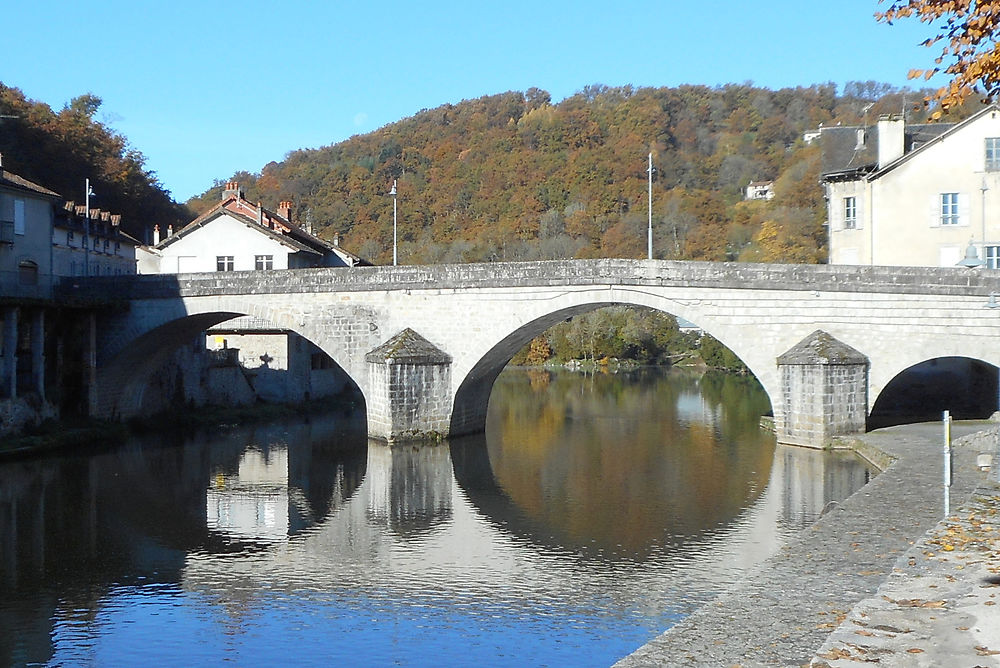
[[153, 224, 160, 245], [257, 202, 264, 227], [167, 224, 174, 237], [278, 200, 292, 221], [223, 181, 242, 200], [877, 114, 905, 167], [333, 233, 340, 246]]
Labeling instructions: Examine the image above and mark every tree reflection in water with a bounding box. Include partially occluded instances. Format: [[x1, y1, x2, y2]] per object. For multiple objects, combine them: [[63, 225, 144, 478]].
[[0, 369, 871, 667]]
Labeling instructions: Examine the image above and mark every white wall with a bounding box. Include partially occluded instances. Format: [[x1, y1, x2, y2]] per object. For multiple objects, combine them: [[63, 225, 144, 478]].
[[158, 214, 293, 273], [829, 111, 1000, 267]]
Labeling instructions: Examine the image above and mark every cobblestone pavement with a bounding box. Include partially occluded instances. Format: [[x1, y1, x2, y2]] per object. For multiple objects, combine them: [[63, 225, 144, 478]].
[[615, 422, 998, 668], [811, 485, 1000, 667]]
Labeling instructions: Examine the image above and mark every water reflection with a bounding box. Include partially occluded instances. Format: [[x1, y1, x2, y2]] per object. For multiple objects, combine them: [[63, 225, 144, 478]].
[[0, 369, 873, 667], [367, 443, 453, 536]]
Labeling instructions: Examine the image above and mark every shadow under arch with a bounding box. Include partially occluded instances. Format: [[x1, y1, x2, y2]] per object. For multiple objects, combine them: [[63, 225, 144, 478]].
[[869, 355, 999, 429], [449, 302, 773, 437], [99, 311, 365, 419]]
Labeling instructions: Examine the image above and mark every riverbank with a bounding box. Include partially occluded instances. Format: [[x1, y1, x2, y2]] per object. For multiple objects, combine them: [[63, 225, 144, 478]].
[[0, 393, 361, 460], [615, 421, 1000, 667]]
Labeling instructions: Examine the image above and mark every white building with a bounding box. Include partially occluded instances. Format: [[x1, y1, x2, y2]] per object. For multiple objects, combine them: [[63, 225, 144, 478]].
[[822, 106, 1000, 267], [52, 201, 139, 277], [745, 180, 774, 201], [139, 182, 365, 274]]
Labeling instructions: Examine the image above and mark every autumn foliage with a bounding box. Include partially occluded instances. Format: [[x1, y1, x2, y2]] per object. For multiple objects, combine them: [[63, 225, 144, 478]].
[[191, 82, 945, 266], [0, 83, 190, 238], [878, 0, 1000, 116]]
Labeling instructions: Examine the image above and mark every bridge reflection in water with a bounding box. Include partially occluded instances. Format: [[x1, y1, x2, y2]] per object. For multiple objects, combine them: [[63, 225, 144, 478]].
[[0, 369, 871, 666]]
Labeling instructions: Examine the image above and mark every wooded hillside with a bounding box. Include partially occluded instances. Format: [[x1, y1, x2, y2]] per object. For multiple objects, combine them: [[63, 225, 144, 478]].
[[189, 81, 952, 265], [0, 83, 190, 239]]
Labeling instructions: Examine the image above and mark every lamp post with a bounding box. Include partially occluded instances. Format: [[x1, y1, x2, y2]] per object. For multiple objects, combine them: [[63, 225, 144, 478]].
[[84, 178, 95, 276], [647, 153, 654, 260], [389, 180, 397, 266]]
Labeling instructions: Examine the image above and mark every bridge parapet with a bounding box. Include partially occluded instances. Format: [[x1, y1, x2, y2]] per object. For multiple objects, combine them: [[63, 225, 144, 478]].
[[60, 259, 1000, 302]]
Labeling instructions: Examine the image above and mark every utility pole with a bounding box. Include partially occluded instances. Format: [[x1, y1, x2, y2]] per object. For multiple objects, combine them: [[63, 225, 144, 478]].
[[389, 180, 398, 266], [647, 153, 654, 260], [84, 179, 95, 276]]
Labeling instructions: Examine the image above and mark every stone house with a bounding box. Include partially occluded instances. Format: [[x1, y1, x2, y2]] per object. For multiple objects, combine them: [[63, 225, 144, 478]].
[[0, 163, 61, 297], [0, 164, 137, 432], [822, 106, 1000, 267]]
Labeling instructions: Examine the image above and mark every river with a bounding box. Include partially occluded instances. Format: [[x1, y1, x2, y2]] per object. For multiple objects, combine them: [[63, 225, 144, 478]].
[[0, 367, 871, 666]]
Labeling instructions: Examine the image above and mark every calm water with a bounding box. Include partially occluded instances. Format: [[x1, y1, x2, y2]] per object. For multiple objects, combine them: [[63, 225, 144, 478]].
[[0, 368, 871, 667]]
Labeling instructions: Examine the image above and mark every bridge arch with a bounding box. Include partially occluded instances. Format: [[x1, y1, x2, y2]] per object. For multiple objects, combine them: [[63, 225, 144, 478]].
[[869, 355, 999, 428], [449, 292, 777, 438], [97, 296, 368, 419]]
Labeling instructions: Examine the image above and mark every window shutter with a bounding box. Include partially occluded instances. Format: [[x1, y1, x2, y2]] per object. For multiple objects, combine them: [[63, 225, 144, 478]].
[[959, 192, 971, 226], [13, 199, 25, 235], [930, 194, 940, 227], [855, 195, 864, 230]]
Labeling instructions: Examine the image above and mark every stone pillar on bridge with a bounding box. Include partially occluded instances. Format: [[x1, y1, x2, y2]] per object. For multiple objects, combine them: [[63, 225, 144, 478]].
[[1, 306, 18, 399], [30, 309, 45, 399], [777, 330, 869, 448], [365, 328, 453, 442]]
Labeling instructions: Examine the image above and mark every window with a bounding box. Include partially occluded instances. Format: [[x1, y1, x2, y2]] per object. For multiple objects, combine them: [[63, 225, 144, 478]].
[[843, 197, 857, 229], [941, 193, 960, 225], [14, 199, 25, 235], [67, 230, 75, 245], [987, 138, 1000, 171], [18, 260, 38, 285], [987, 246, 1000, 269], [216, 255, 234, 271], [255, 254, 273, 270], [93, 237, 99, 250]]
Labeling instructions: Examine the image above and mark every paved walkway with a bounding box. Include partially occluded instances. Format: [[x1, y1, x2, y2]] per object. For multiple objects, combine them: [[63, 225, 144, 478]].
[[615, 422, 999, 668]]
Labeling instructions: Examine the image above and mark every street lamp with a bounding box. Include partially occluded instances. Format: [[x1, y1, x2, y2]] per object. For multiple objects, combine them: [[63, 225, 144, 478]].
[[84, 178, 95, 276], [389, 179, 397, 266], [958, 238, 985, 268]]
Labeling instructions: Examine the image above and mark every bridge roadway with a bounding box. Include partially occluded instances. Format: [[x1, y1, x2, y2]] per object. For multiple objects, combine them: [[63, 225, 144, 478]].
[[74, 258, 1000, 445]]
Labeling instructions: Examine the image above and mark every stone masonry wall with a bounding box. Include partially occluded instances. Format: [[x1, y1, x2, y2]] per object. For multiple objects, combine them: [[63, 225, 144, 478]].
[[88, 259, 1000, 437], [780, 363, 868, 447], [366, 362, 452, 441]]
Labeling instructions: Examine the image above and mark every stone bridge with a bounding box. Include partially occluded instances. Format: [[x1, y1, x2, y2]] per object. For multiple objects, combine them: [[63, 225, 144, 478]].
[[76, 259, 1000, 446]]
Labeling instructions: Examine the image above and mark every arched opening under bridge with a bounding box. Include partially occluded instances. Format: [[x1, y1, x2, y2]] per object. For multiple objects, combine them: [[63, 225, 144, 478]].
[[99, 311, 364, 420], [869, 356, 999, 429], [450, 303, 772, 439]]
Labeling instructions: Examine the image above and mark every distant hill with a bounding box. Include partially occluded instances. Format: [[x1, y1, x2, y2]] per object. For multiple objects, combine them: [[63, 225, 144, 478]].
[[188, 81, 952, 265], [0, 83, 190, 240]]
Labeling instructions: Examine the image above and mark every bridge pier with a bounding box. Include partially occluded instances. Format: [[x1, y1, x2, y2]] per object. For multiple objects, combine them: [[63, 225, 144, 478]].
[[777, 330, 869, 448], [364, 328, 453, 442]]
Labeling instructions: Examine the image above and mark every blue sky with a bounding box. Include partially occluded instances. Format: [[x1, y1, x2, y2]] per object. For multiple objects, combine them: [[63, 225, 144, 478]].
[[6, 1, 938, 202]]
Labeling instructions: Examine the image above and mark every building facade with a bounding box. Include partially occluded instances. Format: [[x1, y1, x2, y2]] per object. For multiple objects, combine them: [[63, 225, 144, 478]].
[[140, 182, 365, 274], [823, 107, 1000, 267]]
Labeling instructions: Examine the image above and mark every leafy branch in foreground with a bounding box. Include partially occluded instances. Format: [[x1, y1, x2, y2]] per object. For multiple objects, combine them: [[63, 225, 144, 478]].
[[878, 0, 1000, 116]]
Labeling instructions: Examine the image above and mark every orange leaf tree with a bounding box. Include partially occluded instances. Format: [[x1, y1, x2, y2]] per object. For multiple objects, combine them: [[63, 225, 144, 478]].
[[877, 0, 1000, 117]]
